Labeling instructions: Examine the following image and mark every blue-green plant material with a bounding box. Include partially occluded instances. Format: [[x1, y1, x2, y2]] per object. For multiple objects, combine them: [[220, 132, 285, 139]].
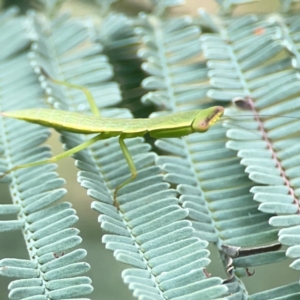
[[1, 0, 300, 299]]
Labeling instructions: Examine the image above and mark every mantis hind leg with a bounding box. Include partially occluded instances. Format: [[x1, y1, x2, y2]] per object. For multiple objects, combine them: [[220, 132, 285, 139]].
[[113, 136, 137, 208], [0, 133, 104, 180]]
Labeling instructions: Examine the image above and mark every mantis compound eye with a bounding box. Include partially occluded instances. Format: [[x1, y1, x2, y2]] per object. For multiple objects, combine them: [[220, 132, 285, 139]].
[[198, 120, 209, 131]]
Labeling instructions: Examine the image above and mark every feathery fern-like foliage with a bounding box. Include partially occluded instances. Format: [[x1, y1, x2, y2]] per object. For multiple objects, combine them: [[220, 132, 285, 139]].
[[1, 1, 300, 300]]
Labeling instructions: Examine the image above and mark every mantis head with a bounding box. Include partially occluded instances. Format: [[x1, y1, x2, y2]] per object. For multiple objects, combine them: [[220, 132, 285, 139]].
[[192, 106, 224, 132]]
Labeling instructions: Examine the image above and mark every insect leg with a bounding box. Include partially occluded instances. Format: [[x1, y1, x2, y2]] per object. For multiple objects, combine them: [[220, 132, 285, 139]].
[[41, 69, 100, 117], [0, 133, 104, 179], [113, 135, 137, 207]]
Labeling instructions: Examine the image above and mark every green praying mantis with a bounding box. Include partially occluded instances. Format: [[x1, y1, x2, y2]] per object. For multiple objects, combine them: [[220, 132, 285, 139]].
[[0, 75, 224, 207]]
